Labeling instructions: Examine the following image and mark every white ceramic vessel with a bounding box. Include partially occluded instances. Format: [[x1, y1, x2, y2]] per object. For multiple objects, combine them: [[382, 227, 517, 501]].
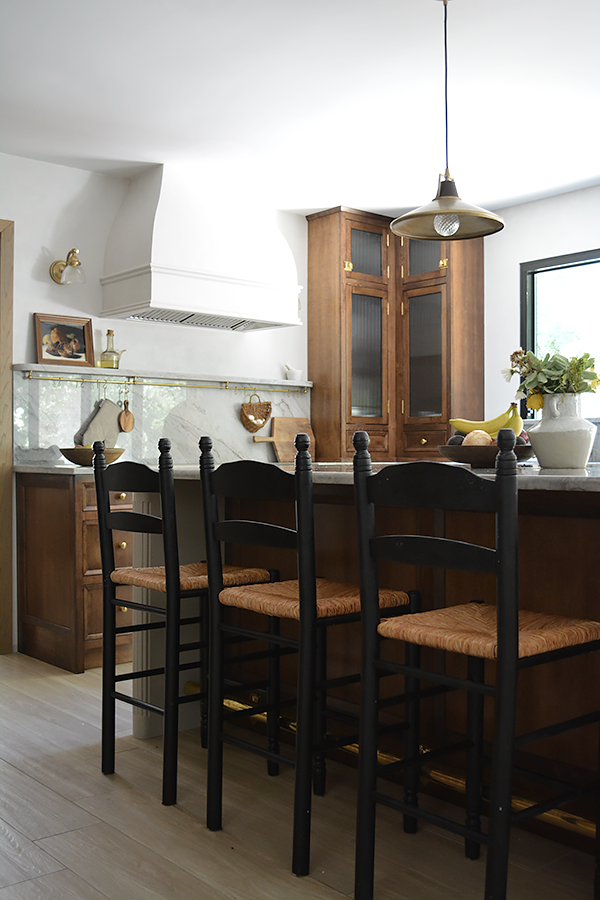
[[527, 393, 597, 468]]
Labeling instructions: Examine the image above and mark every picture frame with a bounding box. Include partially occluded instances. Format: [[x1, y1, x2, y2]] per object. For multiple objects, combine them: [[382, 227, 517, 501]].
[[34, 313, 95, 367]]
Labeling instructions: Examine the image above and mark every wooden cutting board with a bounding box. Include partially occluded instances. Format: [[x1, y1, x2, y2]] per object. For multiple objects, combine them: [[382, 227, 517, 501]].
[[252, 417, 316, 462]]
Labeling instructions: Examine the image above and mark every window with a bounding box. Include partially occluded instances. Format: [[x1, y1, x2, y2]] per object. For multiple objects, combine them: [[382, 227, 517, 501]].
[[520, 248, 600, 418]]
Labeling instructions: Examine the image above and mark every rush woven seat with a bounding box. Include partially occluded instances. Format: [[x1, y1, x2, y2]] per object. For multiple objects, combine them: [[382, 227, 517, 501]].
[[219, 577, 407, 620], [352, 428, 600, 900], [200, 432, 411, 878], [112, 562, 270, 593], [94, 438, 277, 807], [377, 602, 600, 660]]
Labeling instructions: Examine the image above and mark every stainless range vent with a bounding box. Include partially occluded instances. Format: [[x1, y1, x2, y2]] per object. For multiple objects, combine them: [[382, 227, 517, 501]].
[[126, 308, 276, 331]]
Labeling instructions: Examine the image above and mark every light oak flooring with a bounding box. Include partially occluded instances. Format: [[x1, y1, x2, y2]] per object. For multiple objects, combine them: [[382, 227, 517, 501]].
[[0, 651, 595, 899]]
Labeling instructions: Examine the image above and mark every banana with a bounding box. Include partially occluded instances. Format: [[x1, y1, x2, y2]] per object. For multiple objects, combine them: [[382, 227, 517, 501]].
[[449, 403, 515, 436], [504, 405, 523, 438]]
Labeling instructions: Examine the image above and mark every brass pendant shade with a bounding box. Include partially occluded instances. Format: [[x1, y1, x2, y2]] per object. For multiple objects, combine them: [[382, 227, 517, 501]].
[[390, 171, 505, 241], [391, 1, 504, 242]]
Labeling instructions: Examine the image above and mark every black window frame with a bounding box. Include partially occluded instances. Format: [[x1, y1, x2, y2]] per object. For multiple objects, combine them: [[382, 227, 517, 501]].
[[519, 247, 600, 417]]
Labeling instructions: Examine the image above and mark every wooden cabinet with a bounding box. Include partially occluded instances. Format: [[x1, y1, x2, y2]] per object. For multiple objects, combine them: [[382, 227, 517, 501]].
[[17, 472, 133, 673], [307, 207, 397, 462], [307, 206, 484, 461]]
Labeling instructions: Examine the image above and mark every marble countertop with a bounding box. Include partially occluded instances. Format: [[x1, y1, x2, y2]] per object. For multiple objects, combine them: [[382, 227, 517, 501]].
[[13, 460, 600, 492]]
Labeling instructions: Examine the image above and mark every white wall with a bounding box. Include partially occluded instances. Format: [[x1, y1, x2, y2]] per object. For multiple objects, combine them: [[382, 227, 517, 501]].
[[0, 153, 308, 380], [484, 184, 600, 415]]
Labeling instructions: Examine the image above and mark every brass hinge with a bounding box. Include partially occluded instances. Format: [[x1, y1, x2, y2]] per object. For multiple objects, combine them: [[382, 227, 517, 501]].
[[386, 301, 389, 316], [388, 399, 390, 414], [401, 264, 404, 279], [439, 258, 449, 269], [401, 301, 404, 316], [400, 236, 404, 247], [386, 234, 390, 247], [344, 260, 353, 271], [387, 265, 390, 279], [401, 399, 405, 415]]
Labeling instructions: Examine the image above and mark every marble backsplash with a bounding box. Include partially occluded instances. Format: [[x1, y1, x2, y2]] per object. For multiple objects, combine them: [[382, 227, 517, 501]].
[[13, 364, 312, 466]]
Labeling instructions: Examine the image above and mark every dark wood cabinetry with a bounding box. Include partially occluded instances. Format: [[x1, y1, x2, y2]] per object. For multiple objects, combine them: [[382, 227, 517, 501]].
[[307, 206, 484, 461], [17, 472, 133, 673]]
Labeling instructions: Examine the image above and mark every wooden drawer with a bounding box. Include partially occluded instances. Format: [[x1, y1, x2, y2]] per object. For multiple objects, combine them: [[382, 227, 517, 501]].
[[402, 427, 447, 455], [82, 520, 132, 576], [346, 427, 389, 454], [81, 481, 133, 512], [84, 583, 133, 641]]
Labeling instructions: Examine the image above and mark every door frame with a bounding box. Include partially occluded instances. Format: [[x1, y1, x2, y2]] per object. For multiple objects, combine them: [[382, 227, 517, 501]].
[[0, 219, 14, 653]]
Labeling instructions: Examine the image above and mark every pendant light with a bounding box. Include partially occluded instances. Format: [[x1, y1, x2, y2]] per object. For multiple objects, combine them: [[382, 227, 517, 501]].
[[390, 0, 504, 241]]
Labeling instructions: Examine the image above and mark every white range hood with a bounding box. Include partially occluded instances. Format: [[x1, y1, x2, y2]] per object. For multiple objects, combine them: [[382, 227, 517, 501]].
[[101, 163, 302, 332]]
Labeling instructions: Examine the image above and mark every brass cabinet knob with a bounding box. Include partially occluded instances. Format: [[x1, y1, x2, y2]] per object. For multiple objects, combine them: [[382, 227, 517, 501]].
[[420, 438, 428, 445], [118, 541, 127, 550], [343, 260, 354, 272], [117, 492, 127, 500], [117, 606, 128, 613]]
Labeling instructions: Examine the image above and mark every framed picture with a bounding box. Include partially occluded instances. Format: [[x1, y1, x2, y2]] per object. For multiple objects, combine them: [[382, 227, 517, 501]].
[[34, 314, 95, 367]]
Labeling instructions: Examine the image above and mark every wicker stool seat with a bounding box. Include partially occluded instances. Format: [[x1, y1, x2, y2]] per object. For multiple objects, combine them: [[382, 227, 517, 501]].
[[378, 601, 600, 660], [111, 562, 270, 593], [220, 577, 408, 620]]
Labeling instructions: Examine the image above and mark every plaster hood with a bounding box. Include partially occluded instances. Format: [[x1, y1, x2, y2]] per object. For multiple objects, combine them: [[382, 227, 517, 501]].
[[101, 163, 302, 331]]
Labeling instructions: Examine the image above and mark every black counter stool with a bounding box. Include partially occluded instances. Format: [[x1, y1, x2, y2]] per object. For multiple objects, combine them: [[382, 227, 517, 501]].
[[199, 432, 410, 876], [93, 438, 273, 806], [352, 428, 600, 900]]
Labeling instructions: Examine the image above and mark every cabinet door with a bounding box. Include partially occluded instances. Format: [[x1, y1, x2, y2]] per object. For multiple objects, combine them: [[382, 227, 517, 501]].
[[401, 237, 448, 284], [344, 218, 390, 285], [346, 284, 389, 426], [402, 283, 448, 423]]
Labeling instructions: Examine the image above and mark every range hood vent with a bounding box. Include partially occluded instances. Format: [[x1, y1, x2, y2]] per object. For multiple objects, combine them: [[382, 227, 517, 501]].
[[126, 308, 277, 332], [101, 163, 302, 332]]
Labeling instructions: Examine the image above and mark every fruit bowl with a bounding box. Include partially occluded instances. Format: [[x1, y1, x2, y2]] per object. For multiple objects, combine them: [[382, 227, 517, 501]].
[[60, 447, 124, 467], [438, 444, 535, 467]]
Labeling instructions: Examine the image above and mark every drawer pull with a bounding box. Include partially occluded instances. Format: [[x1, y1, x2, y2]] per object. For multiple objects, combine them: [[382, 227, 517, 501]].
[[420, 438, 428, 445], [117, 492, 127, 500], [117, 541, 127, 550]]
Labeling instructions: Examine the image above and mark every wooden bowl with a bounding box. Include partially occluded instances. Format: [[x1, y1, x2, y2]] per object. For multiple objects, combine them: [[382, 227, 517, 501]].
[[438, 444, 535, 467], [60, 447, 124, 466]]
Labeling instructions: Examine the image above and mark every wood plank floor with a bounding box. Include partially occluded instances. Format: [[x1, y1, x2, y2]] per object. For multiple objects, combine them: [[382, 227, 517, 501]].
[[0, 652, 595, 899]]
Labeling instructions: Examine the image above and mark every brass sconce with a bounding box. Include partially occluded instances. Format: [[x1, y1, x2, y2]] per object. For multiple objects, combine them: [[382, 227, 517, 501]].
[[49, 248, 86, 284]]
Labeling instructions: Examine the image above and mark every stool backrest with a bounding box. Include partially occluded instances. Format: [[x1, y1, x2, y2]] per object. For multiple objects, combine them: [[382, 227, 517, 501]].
[[352, 428, 519, 660], [93, 438, 181, 593], [199, 433, 317, 613]]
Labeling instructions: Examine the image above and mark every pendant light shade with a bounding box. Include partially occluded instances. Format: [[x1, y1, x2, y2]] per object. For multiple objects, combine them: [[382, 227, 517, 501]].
[[391, 1, 504, 242], [390, 170, 505, 240]]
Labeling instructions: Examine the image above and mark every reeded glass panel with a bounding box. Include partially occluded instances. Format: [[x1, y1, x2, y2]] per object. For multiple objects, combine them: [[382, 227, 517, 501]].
[[351, 228, 382, 277], [408, 239, 441, 276], [409, 291, 442, 417], [351, 293, 382, 417]]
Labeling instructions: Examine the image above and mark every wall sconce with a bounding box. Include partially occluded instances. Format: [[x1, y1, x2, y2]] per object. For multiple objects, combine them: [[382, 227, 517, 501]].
[[49, 248, 86, 284]]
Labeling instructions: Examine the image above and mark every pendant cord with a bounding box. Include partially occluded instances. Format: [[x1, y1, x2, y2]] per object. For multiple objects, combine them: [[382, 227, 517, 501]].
[[443, 0, 449, 174]]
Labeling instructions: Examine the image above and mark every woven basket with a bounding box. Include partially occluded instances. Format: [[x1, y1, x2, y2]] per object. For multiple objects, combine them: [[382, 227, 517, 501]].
[[240, 394, 272, 433]]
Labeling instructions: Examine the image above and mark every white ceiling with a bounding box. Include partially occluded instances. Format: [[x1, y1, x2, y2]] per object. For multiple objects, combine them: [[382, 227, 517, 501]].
[[1, 0, 599, 217]]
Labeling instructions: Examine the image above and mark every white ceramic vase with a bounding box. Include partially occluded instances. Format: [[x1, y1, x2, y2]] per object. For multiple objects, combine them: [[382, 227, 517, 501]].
[[527, 393, 597, 468]]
